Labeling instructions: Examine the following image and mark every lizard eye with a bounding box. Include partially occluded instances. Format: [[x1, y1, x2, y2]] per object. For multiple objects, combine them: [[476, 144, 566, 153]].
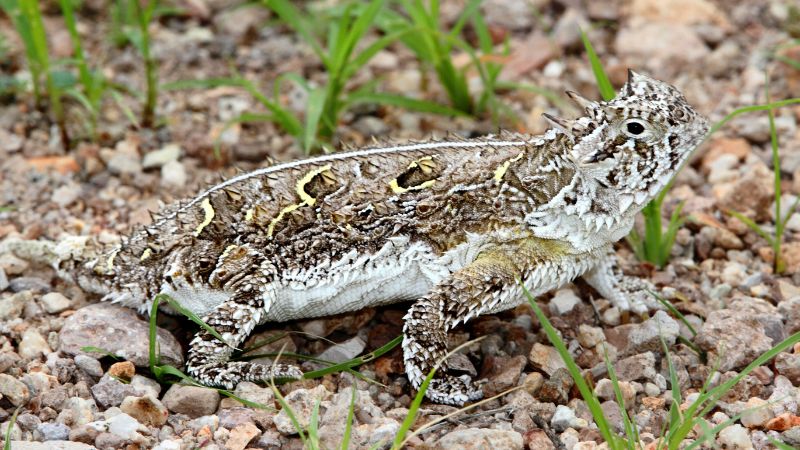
[[624, 120, 646, 136]]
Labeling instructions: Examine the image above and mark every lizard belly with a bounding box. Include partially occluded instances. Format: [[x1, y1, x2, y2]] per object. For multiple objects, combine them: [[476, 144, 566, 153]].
[[265, 236, 450, 322]]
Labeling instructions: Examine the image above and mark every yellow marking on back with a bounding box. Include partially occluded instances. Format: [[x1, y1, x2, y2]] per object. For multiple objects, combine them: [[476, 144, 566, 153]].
[[103, 249, 120, 274], [194, 198, 215, 237], [140, 248, 152, 261], [244, 208, 254, 222], [389, 156, 438, 194], [266, 165, 336, 237], [267, 203, 303, 237], [407, 155, 434, 173], [389, 178, 436, 194], [493, 152, 525, 182], [296, 164, 332, 206]]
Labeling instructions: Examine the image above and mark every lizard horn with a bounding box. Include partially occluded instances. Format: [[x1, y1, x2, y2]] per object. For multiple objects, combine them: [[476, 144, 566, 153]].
[[565, 90, 597, 111], [542, 113, 573, 134]]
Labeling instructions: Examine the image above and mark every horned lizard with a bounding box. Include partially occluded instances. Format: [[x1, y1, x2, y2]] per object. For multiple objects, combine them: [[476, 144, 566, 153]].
[[8, 70, 708, 406]]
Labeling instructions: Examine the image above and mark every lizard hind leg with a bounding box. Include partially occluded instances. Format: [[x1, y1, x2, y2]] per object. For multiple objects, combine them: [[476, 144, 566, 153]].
[[185, 293, 303, 389]]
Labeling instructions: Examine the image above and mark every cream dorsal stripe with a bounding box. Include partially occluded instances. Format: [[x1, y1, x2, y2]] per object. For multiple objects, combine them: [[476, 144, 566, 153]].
[[170, 139, 533, 218]]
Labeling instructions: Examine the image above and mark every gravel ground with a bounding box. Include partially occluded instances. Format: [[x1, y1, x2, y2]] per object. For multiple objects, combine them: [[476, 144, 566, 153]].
[[1, 0, 800, 449]]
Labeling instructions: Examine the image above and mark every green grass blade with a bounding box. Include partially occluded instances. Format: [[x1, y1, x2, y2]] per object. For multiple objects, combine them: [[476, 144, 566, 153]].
[[659, 200, 686, 268], [266, 0, 326, 65], [3, 406, 20, 450], [768, 437, 797, 450], [522, 283, 617, 445], [341, 387, 357, 450], [154, 293, 232, 349], [80, 346, 122, 360], [271, 382, 310, 446], [580, 28, 615, 101], [302, 335, 402, 379], [727, 210, 775, 246], [603, 346, 638, 448], [308, 398, 321, 448], [303, 88, 327, 154]]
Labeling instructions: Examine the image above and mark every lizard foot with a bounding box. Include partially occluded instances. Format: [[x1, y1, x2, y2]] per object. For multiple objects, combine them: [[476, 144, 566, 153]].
[[425, 374, 484, 406], [187, 361, 304, 389]]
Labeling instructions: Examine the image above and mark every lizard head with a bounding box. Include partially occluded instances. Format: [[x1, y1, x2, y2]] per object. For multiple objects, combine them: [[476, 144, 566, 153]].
[[546, 70, 709, 214]]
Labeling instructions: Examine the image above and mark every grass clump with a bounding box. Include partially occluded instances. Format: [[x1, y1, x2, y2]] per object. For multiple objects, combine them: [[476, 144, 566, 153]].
[[1, 0, 67, 145], [168, 0, 461, 155], [376, 0, 512, 120]]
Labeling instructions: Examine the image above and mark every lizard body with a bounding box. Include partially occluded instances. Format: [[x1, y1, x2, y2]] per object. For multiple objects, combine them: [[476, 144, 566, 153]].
[[38, 71, 708, 405]]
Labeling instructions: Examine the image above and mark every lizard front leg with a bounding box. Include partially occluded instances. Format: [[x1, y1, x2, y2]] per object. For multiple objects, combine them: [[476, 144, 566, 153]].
[[403, 247, 524, 406], [185, 289, 303, 388], [581, 245, 659, 315]]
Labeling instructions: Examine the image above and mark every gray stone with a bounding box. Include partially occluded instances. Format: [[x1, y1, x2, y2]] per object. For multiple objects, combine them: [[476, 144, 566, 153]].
[[0, 267, 8, 291], [775, 352, 800, 384], [437, 428, 524, 450], [161, 384, 220, 418], [59, 303, 183, 368], [91, 375, 142, 408], [694, 308, 774, 372], [615, 23, 709, 75], [274, 385, 332, 435], [626, 310, 680, 354], [51, 183, 82, 208], [74, 355, 104, 377], [318, 388, 389, 448], [781, 427, 800, 446], [0, 253, 29, 275], [717, 424, 752, 449], [316, 336, 366, 365], [37, 422, 70, 441], [130, 375, 161, 398], [228, 381, 273, 408], [614, 352, 657, 382]]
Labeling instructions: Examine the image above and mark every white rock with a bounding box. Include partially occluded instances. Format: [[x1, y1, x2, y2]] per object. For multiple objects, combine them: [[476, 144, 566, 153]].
[[437, 427, 524, 449], [740, 397, 773, 428], [40, 292, 73, 314], [316, 336, 366, 365], [577, 325, 605, 348], [717, 424, 753, 449], [161, 161, 187, 188], [18, 329, 51, 359], [551, 405, 587, 432], [142, 144, 181, 169], [549, 289, 582, 315]]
